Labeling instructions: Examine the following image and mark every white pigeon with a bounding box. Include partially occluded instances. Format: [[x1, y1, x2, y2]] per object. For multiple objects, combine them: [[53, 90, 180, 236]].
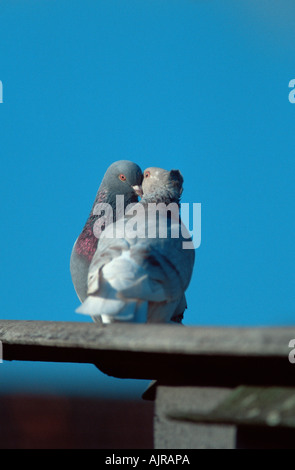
[[76, 167, 195, 323]]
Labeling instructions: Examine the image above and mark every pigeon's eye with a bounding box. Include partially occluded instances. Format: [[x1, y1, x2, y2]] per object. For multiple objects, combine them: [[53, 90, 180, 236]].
[[145, 171, 150, 178], [119, 174, 126, 181]]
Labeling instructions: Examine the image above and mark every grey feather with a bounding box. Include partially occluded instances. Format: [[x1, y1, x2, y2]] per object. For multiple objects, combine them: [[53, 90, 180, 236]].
[[70, 160, 142, 303]]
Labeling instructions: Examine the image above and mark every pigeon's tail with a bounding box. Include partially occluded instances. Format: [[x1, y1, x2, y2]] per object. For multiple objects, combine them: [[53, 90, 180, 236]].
[[76, 251, 149, 323], [76, 295, 148, 323]]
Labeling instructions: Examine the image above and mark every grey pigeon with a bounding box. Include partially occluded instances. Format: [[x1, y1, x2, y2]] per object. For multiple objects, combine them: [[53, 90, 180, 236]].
[[76, 167, 195, 324], [70, 160, 143, 304]]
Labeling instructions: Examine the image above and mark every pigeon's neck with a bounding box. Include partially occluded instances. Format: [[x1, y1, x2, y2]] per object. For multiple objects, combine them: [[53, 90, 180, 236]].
[[75, 187, 138, 262], [141, 188, 181, 206], [75, 216, 99, 263], [74, 188, 111, 262]]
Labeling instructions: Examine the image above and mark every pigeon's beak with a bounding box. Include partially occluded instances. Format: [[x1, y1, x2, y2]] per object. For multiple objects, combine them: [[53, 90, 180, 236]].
[[132, 185, 143, 197]]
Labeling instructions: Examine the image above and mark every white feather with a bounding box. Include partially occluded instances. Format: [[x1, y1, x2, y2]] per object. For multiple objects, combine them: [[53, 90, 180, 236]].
[[76, 250, 149, 323]]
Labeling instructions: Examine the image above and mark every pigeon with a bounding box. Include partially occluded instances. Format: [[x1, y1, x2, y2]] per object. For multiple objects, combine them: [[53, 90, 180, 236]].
[[70, 160, 143, 304], [76, 167, 195, 324]]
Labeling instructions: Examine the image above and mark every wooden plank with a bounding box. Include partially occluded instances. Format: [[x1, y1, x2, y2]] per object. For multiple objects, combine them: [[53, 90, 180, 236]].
[[154, 385, 236, 449], [168, 386, 295, 429], [0, 320, 295, 384], [0, 320, 294, 355]]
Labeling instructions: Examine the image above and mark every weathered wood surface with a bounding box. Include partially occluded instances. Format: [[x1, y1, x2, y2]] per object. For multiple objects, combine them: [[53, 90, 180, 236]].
[[0, 320, 294, 355], [168, 385, 295, 429], [154, 385, 236, 449], [0, 320, 294, 385]]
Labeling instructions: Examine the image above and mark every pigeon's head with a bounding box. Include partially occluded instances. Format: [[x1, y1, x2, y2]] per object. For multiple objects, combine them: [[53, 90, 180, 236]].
[[142, 167, 183, 201], [101, 160, 143, 201]]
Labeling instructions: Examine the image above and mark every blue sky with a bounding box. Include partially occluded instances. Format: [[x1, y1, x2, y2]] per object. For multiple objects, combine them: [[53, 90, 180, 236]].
[[0, 0, 295, 397]]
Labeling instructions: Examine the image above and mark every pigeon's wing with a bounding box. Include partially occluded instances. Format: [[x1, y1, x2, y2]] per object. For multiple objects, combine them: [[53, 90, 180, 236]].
[[87, 237, 131, 295], [119, 243, 186, 303], [70, 239, 90, 302]]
